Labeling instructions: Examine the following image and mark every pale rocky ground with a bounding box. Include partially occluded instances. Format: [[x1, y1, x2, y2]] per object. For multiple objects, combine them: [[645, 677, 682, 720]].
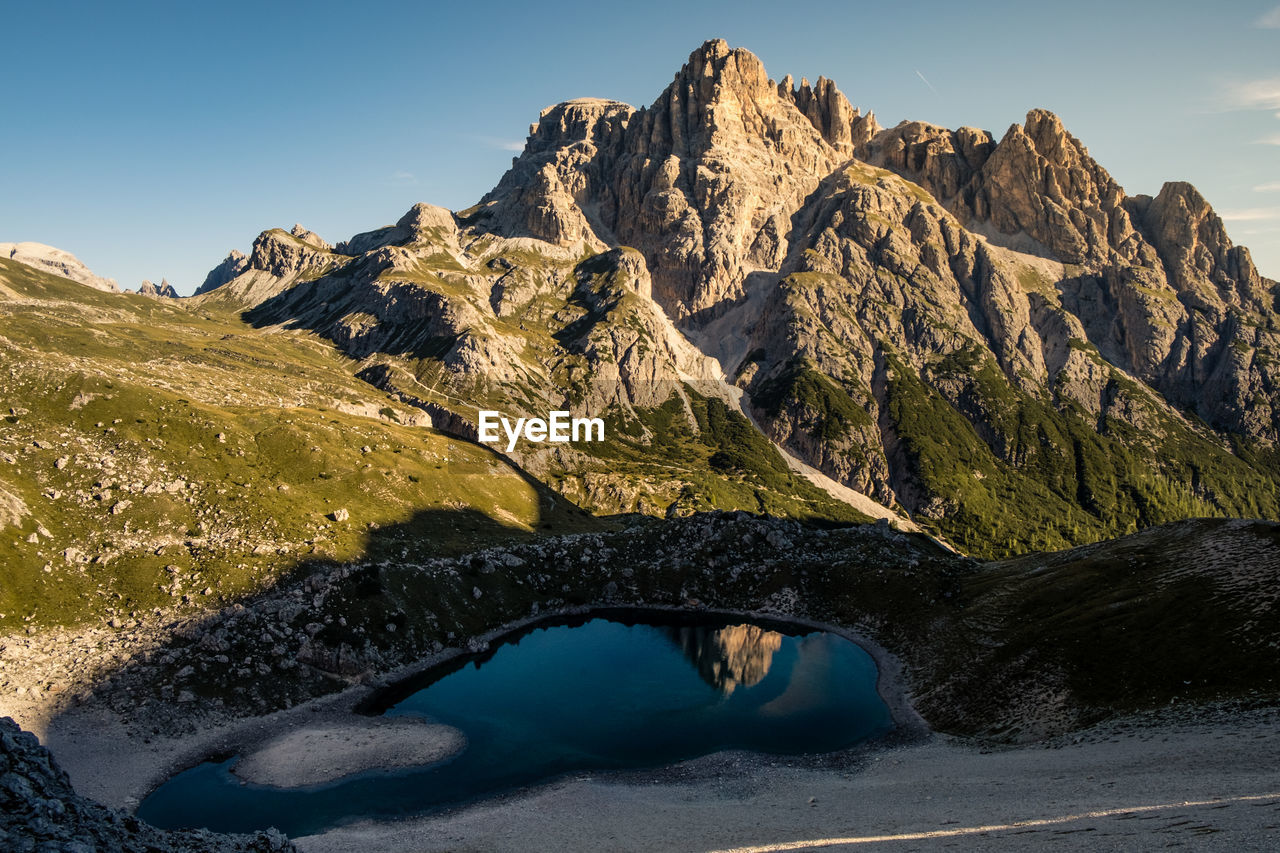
[[295, 706, 1280, 852], [4, 600, 1274, 852], [0, 241, 119, 291], [232, 718, 465, 788]]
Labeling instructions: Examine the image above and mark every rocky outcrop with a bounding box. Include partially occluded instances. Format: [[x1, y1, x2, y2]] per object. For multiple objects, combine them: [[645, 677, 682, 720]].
[[337, 203, 459, 256], [248, 229, 333, 279], [0, 716, 294, 852], [188, 39, 1280, 555], [289, 224, 331, 252], [476, 99, 633, 249], [867, 110, 1140, 267], [562, 247, 722, 410], [866, 108, 1280, 444], [778, 74, 879, 153], [478, 40, 880, 324], [0, 242, 118, 291], [195, 250, 249, 295], [862, 120, 995, 207], [136, 278, 179, 298], [192, 229, 339, 307]]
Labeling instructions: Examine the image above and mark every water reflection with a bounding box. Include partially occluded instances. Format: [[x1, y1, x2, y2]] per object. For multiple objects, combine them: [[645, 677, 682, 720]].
[[665, 623, 783, 694], [138, 615, 893, 837]]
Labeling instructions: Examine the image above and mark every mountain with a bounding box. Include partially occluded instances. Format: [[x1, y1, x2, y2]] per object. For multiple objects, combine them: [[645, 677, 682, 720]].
[[196, 39, 1280, 558], [0, 254, 599, 634], [135, 278, 179, 298], [2, 42, 1280, 840], [0, 241, 118, 292]]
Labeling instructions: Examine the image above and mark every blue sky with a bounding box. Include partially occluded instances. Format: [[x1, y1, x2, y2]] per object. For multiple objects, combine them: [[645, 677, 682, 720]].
[[2, 0, 1278, 293]]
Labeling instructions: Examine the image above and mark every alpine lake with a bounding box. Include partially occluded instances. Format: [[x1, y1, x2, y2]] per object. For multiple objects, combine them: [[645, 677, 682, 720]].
[[138, 611, 894, 836]]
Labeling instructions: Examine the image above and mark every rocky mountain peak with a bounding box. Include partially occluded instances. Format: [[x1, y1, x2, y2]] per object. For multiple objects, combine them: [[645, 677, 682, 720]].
[[247, 227, 332, 277], [0, 241, 119, 292], [1138, 180, 1270, 310], [195, 250, 249, 295], [473, 41, 885, 321], [136, 278, 178, 298], [525, 98, 635, 155], [289, 224, 332, 252], [968, 108, 1130, 264], [668, 38, 773, 120], [396, 202, 456, 235], [175, 39, 1280, 549], [778, 73, 879, 152]]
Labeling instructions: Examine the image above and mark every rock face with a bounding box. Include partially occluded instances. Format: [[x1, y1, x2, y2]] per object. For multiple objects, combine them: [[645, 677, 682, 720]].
[[868, 111, 1280, 444], [195, 250, 249, 295], [192, 229, 340, 306], [195, 39, 1280, 556], [289, 223, 331, 252], [476, 40, 881, 323], [667, 623, 783, 693], [136, 278, 179, 298], [0, 242, 118, 291], [0, 716, 294, 852]]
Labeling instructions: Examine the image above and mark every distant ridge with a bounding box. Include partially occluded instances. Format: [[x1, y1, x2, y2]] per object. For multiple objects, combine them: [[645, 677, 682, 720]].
[[0, 241, 118, 292]]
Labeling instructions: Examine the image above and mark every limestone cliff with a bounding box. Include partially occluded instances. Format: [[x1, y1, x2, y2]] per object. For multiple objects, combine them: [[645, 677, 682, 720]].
[[192, 39, 1280, 556], [0, 241, 118, 292]]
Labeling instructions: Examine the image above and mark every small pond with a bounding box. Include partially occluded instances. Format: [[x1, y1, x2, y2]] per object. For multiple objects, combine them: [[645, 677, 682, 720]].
[[138, 611, 893, 836]]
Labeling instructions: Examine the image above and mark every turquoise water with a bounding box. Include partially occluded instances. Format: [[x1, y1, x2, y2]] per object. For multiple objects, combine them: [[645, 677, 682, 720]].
[[137, 613, 893, 836]]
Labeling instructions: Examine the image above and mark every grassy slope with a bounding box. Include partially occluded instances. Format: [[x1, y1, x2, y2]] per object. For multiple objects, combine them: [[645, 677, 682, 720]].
[[920, 518, 1280, 738], [884, 346, 1280, 559], [302, 243, 874, 525], [0, 259, 599, 632]]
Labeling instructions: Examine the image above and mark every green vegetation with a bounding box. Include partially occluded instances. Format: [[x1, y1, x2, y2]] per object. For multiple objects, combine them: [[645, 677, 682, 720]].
[[0, 259, 598, 632], [755, 358, 873, 441], [563, 388, 870, 523], [884, 346, 1280, 558], [955, 519, 1280, 732]]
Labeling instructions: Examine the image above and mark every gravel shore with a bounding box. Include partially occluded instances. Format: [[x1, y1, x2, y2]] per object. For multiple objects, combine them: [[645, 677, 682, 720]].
[[5, 605, 1278, 851], [296, 708, 1280, 852]]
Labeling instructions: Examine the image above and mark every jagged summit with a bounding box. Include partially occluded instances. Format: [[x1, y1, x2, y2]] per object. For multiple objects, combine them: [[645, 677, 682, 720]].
[[196, 249, 248, 295], [180, 39, 1280, 556], [135, 278, 178, 298], [473, 39, 887, 322]]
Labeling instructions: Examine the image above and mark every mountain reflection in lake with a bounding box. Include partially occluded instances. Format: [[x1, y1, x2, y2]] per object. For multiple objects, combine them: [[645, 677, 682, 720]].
[[665, 623, 783, 694], [138, 613, 892, 837]]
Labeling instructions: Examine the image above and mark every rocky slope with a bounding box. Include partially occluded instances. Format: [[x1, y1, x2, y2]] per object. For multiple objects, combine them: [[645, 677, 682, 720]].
[[0, 256, 598, 637], [1, 716, 293, 852], [192, 39, 1279, 557], [4, 513, 1275, 745], [134, 278, 179, 298], [193, 203, 869, 524], [866, 112, 1279, 441], [0, 242, 118, 292]]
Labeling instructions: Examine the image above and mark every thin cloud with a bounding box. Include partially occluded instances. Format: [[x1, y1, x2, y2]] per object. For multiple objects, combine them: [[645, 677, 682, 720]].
[[1218, 207, 1280, 222], [1227, 78, 1280, 112], [915, 69, 939, 97], [1224, 77, 1280, 117], [1255, 181, 1280, 192], [1254, 133, 1280, 145], [1256, 5, 1280, 28], [385, 171, 418, 187]]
